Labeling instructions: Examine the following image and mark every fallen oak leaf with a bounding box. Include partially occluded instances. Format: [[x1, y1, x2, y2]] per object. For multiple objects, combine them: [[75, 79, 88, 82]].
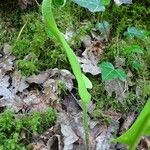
[[78, 41, 104, 75]]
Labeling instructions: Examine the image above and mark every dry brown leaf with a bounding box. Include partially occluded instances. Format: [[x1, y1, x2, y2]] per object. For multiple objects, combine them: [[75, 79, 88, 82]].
[[18, 0, 35, 9], [78, 41, 104, 75], [114, 0, 132, 6], [81, 35, 92, 48], [104, 79, 128, 101], [26, 68, 74, 91], [138, 137, 150, 150], [0, 43, 15, 72], [12, 69, 29, 93], [115, 57, 125, 68], [30, 142, 47, 150], [120, 113, 136, 132]]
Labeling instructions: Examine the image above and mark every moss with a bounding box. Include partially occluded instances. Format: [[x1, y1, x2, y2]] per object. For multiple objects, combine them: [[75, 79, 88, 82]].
[[0, 108, 57, 150]]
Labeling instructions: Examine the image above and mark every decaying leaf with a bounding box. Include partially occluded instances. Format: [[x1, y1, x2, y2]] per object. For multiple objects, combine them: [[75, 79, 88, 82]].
[[138, 137, 150, 150], [120, 113, 136, 133], [81, 35, 92, 48], [114, 0, 132, 6], [58, 112, 79, 150], [96, 125, 114, 150], [18, 0, 35, 9], [0, 70, 14, 102], [104, 79, 128, 101], [0, 44, 15, 72], [12, 69, 29, 93], [78, 41, 104, 75], [115, 57, 125, 68], [26, 68, 74, 91]]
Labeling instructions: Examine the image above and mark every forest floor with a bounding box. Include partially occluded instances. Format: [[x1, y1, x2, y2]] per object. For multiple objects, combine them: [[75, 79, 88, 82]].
[[0, 0, 150, 149]]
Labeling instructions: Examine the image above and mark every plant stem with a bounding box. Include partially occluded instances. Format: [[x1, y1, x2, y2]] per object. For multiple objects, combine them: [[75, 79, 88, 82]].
[[82, 101, 89, 150]]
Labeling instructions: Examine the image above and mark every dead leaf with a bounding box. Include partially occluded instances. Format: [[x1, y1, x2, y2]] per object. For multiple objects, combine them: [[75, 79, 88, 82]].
[[64, 29, 75, 41], [81, 35, 92, 48], [114, 0, 132, 6], [0, 44, 15, 72], [26, 70, 50, 84], [115, 57, 125, 68], [12, 69, 29, 93], [120, 113, 136, 133], [26, 69, 74, 91], [47, 135, 62, 150], [78, 41, 104, 75], [96, 126, 112, 150], [43, 79, 60, 103], [18, 0, 35, 9], [0, 69, 15, 102], [104, 79, 128, 101], [58, 113, 79, 150], [139, 137, 150, 150], [30, 142, 47, 150]]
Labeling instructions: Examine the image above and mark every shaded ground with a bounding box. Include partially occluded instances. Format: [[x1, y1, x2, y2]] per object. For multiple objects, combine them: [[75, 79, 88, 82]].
[[0, 0, 150, 149]]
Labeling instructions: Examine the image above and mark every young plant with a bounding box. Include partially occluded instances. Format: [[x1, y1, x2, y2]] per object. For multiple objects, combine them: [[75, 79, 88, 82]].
[[42, 0, 91, 148], [113, 97, 150, 150], [99, 62, 126, 81]]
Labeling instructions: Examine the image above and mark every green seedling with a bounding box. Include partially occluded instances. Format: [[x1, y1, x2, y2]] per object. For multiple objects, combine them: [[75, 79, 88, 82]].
[[113, 98, 150, 150], [99, 62, 126, 81], [42, 0, 91, 148]]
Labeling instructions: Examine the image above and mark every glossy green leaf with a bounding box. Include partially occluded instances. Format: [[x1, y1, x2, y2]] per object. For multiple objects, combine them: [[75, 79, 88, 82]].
[[73, 0, 105, 12], [124, 27, 149, 39], [96, 21, 111, 35], [113, 98, 150, 149], [115, 69, 126, 81], [99, 62, 126, 81]]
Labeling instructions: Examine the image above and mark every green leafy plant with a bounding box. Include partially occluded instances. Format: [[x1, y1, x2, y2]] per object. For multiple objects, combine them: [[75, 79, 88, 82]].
[[99, 62, 126, 81], [73, 0, 106, 12], [113, 98, 150, 150], [42, 0, 91, 148], [124, 27, 149, 39]]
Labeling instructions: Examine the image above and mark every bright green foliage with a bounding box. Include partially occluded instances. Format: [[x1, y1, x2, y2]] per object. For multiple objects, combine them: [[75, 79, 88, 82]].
[[101, 0, 111, 6], [42, 0, 91, 103], [124, 27, 149, 39], [12, 12, 68, 76], [0, 108, 57, 150], [73, 0, 105, 12], [123, 44, 144, 54], [99, 62, 126, 81], [42, 0, 91, 148], [113, 98, 150, 150], [82, 74, 93, 89]]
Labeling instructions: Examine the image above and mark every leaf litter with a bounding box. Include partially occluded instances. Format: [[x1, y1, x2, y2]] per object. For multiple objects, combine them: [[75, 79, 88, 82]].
[[0, 43, 74, 112], [0, 43, 137, 149]]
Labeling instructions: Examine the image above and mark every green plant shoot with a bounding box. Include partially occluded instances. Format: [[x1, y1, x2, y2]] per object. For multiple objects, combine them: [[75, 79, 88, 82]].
[[113, 98, 150, 150], [42, 0, 91, 103], [42, 0, 91, 148]]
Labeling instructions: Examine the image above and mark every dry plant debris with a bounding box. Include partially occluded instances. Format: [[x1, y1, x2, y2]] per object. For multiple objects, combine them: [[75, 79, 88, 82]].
[[78, 41, 104, 75]]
